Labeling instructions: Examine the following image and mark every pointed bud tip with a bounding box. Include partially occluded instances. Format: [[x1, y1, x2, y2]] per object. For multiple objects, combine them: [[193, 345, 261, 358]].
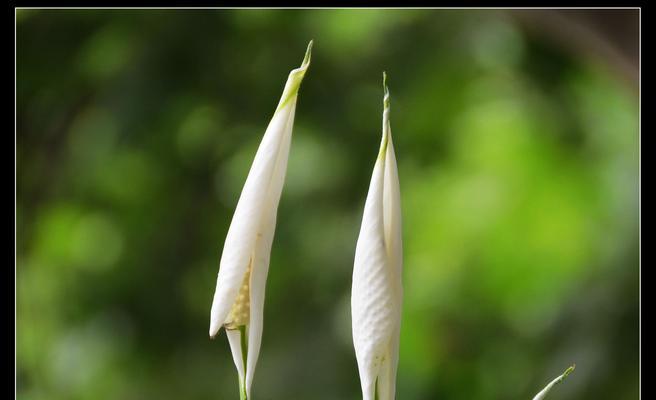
[[276, 40, 313, 112], [378, 71, 391, 158], [302, 40, 313, 67], [562, 364, 575, 379], [383, 71, 390, 110], [209, 322, 220, 339]]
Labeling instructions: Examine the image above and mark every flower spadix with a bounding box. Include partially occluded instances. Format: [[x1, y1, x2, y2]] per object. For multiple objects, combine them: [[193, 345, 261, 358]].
[[532, 365, 575, 400], [209, 40, 312, 400], [352, 72, 403, 400]]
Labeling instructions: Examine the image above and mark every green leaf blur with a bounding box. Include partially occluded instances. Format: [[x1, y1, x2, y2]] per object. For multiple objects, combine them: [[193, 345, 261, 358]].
[[17, 9, 638, 400]]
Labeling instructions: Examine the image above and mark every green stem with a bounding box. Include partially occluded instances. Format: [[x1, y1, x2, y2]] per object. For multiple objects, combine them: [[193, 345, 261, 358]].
[[238, 325, 248, 400], [374, 377, 379, 400], [239, 381, 247, 400]]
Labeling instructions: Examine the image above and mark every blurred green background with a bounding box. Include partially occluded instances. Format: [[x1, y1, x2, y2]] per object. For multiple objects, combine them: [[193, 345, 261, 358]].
[[16, 9, 638, 400]]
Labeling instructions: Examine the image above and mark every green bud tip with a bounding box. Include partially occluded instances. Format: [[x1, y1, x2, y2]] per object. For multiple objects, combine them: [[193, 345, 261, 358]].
[[383, 71, 390, 110], [378, 71, 391, 158], [302, 40, 313, 67], [560, 364, 575, 382], [276, 40, 313, 113]]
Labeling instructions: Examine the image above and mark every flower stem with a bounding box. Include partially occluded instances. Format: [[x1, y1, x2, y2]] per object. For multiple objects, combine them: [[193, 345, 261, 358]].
[[239, 325, 248, 400], [374, 377, 379, 400]]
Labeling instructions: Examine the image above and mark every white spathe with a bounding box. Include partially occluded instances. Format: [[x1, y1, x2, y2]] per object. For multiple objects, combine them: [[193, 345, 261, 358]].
[[352, 73, 403, 400], [209, 40, 312, 400]]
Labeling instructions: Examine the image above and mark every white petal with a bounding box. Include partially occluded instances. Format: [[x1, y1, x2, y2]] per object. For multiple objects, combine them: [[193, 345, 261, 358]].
[[383, 133, 402, 285], [382, 114, 403, 400], [209, 103, 295, 337], [209, 41, 312, 339], [226, 329, 246, 385], [352, 152, 391, 400], [376, 345, 393, 400], [245, 101, 297, 398]]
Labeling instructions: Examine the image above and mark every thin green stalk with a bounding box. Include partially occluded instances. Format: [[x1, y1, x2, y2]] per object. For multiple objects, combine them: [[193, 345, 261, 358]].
[[239, 325, 248, 400], [374, 377, 379, 400]]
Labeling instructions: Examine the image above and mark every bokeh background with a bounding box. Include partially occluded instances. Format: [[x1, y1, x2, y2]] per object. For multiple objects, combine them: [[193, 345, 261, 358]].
[[16, 9, 639, 400]]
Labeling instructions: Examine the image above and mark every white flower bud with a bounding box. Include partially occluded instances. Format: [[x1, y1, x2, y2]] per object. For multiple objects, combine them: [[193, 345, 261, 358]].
[[352, 72, 403, 400], [209, 40, 312, 400]]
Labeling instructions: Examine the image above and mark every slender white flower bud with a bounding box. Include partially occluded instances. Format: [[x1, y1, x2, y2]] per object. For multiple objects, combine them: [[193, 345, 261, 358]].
[[209, 40, 313, 400], [532, 365, 575, 400], [352, 72, 403, 400]]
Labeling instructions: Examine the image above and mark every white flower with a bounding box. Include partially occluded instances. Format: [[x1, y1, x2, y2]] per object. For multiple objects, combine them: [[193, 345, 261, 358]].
[[209, 40, 312, 400], [352, 72, 403, 400], [532, 365, 575, 400]]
